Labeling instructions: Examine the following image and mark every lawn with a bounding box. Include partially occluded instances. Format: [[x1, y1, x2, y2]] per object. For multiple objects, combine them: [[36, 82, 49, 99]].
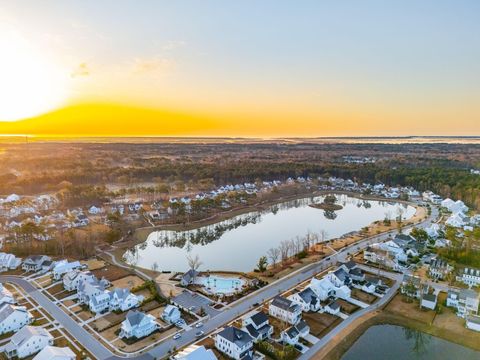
[[351, 288, 377, 304], [337, 299, 359, 314], [303, 312, 342, 338]]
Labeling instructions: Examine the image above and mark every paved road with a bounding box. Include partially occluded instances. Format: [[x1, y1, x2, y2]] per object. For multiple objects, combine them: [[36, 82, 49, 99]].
[[1, 204, 438, 360]]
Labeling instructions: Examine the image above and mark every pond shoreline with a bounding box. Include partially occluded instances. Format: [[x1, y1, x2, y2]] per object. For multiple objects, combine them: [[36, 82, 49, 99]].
[[320, 304, 480, 360]]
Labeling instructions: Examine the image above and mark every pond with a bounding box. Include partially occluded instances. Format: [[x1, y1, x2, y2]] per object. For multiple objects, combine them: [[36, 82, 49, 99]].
[[124, 194, 416, 272], [342, 324, 479, 360]]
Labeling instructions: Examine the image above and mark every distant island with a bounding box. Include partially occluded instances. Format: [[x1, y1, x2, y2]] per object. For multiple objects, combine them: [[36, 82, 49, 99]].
[[309, 194, 343, 211]]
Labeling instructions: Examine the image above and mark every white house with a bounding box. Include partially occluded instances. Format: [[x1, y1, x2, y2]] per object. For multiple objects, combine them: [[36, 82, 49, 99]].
[[421, 293, 437, 310], [288, 287, 320, 312], [0, 252, 22, 270], [457, 268, 480, 287], [78, 279, 110, 313], [326, 268, 350, 288], [88, 205, 103, 215], [4, 326, 53, 359], [281, 320, 309, 346], [174, 345, 218, 360], [428, 258, 453, 280], [109, 288, 143, 312], [446, 289, 480, 318], [52, 260, 82, 280], [242, 311, 273, 342], [0, 283, 15, 304], [33, 346, 76, 360], [324, 300, 341, 315], [0, 304, 33, 334], [22, 255, 52, 273], [120, 310, 158, 339], [162, 304, 182, 324], [269, 296, 302, 325], [466, 315, 480, 332], [309, 277, 335, 301], [63, 270, 96, 291], [215, 326, 253, 360]]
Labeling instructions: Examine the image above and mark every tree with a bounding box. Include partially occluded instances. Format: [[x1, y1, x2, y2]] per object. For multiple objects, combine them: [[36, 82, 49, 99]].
[[267, 248, 280, 268], [411, 227, 429, 243], [256, 256, 268, 272], [187, 254, 202, 272]]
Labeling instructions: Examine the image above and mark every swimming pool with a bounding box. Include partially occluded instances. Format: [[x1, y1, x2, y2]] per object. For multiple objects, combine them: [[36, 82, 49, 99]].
[[197, 275, 245, 295]]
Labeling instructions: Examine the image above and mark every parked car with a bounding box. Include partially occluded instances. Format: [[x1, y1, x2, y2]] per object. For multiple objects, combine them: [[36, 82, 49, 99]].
[[195, 331, 204, 338], [173, 333, 182, 340], [195, 322, 203, 328]]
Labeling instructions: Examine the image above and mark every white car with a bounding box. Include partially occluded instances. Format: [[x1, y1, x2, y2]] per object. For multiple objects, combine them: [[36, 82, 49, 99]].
[[173, 333, 182, 340], [195, 322, 203, 328]]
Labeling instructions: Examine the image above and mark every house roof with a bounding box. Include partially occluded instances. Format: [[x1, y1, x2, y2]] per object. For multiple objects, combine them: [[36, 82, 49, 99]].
[[333, 268, 349, 282], [249, 311, 268, 326], [285, 326, 299, 339], [298, 287, 318, 305], [466, 315, 480, 326], [0, 303, 28, 323], [327, 300, 340, 310], [244, 324, 259, 339], [422, 293, 437, 302], [33, 346, 75, 360], [7, 326, 52, 348], [125, 310, 148, 327], [459, 289, 479, 300], [295, 320, 309, 333], [217, 326, 253, 347], [271, 296, 299, 313], [182, 269, 199, 283], [342, 261, 357, 270]]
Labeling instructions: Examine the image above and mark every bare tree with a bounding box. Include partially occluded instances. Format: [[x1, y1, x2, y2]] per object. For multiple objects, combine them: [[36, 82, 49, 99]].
[[267, 247, 280, 267], [187, 254, 203, 271], [319, 229, 328, 243], [151, 261, 159, 272], [279, 240, 291, 264]]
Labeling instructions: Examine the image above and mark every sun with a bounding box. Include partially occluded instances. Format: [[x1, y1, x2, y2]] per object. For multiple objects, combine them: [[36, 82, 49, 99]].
[[0, 30, 68, 121]]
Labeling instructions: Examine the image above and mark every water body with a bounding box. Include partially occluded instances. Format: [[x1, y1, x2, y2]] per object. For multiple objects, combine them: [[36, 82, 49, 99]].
[[342, 324, 479, 360], [124, 194, 415, 272]]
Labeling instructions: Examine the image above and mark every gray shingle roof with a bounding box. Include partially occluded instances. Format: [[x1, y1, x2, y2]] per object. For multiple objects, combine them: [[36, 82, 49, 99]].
[[218, 326, 253, 347]]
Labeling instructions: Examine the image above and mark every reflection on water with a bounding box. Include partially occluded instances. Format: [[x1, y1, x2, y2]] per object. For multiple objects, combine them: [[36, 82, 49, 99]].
[[342, 325, 479, 360], [124, 195, 415, 272]]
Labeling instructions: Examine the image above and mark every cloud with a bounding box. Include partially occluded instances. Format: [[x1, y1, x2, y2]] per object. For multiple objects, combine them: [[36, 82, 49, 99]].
[[131, 57, 176, 75], [162, 40, 186, 51], [71, 62, 90, 78]]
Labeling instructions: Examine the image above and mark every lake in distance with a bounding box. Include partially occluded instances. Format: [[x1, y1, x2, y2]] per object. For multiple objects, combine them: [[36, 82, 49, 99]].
[[342, 324, 479, 360], [124, 194, 416, 272]]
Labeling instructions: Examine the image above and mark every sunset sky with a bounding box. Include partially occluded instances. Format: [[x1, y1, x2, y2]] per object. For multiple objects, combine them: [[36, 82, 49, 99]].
[[0, 1, 479, 137]]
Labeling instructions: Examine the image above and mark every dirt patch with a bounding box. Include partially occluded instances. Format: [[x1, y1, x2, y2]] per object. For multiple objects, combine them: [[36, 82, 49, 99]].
[[337, 300, 359, 315], [92, 264, 131, 282], [385, 294, 436, 324], [112, 275, 144, 290], [46, 283, 65, 295], [351, 289, 377, 304], [303, 312, 342, 338], [82, 258, 106, 271]]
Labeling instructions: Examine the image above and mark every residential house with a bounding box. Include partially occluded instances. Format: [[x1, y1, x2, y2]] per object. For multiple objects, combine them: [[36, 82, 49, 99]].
[[428, 258, 453, 280], [22, 255, 52, 272], [324, 300, 341, 315], [309, 277, 336, 301], [63, 270, 96, 291], [0, 252, 21, 270], [466, 315, 480, 332], [457, 268, 480, 287], [281, 320, 310, 346], [33, 346, 76, 360], [180, 269, 199, 286], [269, 296, 302, 325], [162, 304, 182, 324], [242, 311, 273, 342], [4, 326, 53, 359], [120, 310, 158, 339], [174, 345, 218, 360], [73, 214, 89, 227], [215, 326, 253, 360], [0, 283, 15, 304], [446, 289, 480, 318], [88, 205, 103, 215], [78, 278, 110, 313], [288, 287, 320, 312], [52, 260, 82, 280], [421, 293, 437, 310], [326, 268, 350, 288], [401, 274, 423, 299], [0, 304, 33, 334], [364, 246, 402, 270], [109, 288, 143, 312]]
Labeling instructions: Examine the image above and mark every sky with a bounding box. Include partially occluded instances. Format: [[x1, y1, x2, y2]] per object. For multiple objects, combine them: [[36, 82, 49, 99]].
[[0, 0, 479, 137]]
